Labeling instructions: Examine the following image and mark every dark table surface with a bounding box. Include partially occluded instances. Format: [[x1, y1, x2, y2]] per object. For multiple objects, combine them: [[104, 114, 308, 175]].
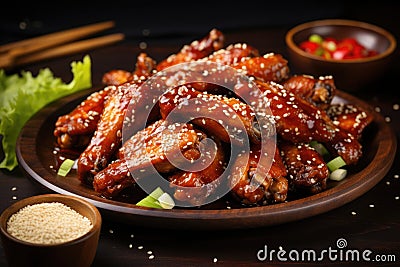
[[1, 2, 400, 266]]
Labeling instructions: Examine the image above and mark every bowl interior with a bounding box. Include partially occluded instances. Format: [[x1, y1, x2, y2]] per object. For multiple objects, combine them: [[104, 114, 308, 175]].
[[288, 20, 396, 62], [0, 194, 101, 245], [0, 194, 101, 267]]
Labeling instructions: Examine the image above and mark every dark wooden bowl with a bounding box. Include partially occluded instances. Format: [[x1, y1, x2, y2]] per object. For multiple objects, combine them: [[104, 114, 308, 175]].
[[285, 19, 396, 91], [0, 194, 102, 267]]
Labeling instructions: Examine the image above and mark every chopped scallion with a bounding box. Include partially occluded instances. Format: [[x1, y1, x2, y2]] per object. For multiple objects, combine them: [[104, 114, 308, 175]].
[[136, 187, 175, 209], [158, 192, 175, 209], [149, 187, 164, 199], [329, 168, 348, 181], [57, 159, 75, 176], [326, 156, 347, 172]]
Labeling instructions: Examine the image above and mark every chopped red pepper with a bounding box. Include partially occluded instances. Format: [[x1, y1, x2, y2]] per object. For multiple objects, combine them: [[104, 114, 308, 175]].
[[299, 34, 378, 59]]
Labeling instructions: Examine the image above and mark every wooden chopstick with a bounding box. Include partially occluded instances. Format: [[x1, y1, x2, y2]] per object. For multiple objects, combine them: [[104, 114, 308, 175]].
[[10, 33, 125, 68], [0, 20, 122, 69], [0, 20, 115, 54]]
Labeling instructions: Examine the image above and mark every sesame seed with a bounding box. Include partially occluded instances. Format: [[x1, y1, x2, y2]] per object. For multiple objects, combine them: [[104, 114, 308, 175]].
[[369, 204, 375, 208], [395, 196, 399, 200], [351, 211, 357, 215], [393, 104, 399, 110], [385, 117, 391, 122], [149, 255, 155, 260], [139, 42, 147, 49], [213, 258, 218, 263], [394, 174, 399, 179]]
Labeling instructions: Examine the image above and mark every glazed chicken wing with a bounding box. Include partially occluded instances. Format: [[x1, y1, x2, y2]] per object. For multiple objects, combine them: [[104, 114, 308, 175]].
[[204, 43, 259, 65], [93, 120, 205, 198], [158, 85, 261, 145], [327, 103, 373, 140], [279, 141, 329, 195], [325, 128, 363, 165], [156, 28, 225, 71], [168, 134, 226, 206], [77, 81, 138, 185], [102, 52, 157, 86], [283, 74, 336, 110], [232, 53, 290, 83], [102, 69, 133, 86], [229, 141, 288, 205], [246, 80, 336, 144], [54, 86, 112, 149]]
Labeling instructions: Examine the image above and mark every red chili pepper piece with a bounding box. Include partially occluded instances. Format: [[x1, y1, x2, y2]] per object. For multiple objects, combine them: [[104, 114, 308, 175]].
[[299, 35, 378, 59]]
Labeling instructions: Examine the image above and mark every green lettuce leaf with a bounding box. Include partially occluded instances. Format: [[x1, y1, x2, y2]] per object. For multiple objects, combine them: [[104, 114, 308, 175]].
[[0, 55, 92, 171]]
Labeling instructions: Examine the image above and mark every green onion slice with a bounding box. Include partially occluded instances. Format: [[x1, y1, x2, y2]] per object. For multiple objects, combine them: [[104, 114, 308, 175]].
[[326, 156, 347, 172], [136, 187, 175, 209], [149, 187, 164, 199], [329, 168, 348, 181], [158, 192, 175, 209], [57, 159, 75, 176]]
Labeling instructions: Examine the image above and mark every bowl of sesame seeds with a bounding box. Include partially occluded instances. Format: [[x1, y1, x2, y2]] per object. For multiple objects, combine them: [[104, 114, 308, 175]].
[[0, 193, 102, 267]]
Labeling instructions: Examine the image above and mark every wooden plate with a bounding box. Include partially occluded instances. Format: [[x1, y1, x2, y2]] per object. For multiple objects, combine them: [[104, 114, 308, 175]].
[[16, 88, 397, 230]]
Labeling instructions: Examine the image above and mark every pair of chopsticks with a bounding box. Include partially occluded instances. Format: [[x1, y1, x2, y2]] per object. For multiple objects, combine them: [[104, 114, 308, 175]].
[[0, 21, 125, 70]]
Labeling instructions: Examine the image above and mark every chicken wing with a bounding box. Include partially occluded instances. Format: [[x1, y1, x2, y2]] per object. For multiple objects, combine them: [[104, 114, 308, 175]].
[[93, 119, 205, 198], [244, 80, 336, 144], [282, 74, 336, 110], [77, 81, 138, 185], [53, 86, 112, 149], [102, 52, 157, 86], [158, 85, 261, 145], [156, 28, 225, 71], [102, 69, 133, 86], [325, 127, 363, 165], [279, 141, 329, 195], [168, 134, 226, 206], [327, 103, 373, 140], [232, 53, 290, 83], [204, 42, 259, 65], [229, 141, 288, 205]]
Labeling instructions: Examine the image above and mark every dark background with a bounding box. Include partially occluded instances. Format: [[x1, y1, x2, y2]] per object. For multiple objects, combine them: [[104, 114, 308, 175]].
[[2, 1, 399, 51], [2, 1, 399, 86]]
